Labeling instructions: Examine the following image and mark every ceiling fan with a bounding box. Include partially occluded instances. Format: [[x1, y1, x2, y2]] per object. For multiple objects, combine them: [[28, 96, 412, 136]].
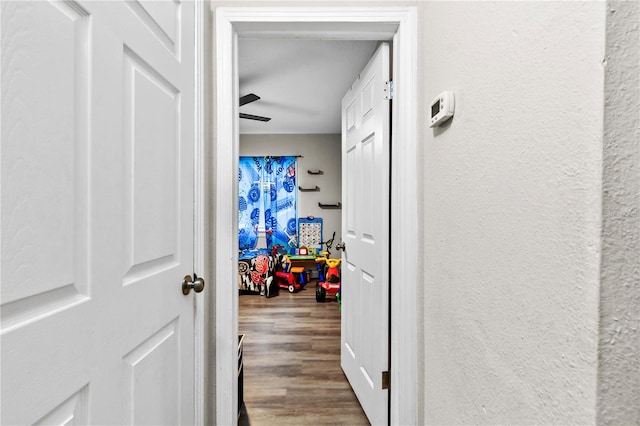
[[239, 93, 271, 122]]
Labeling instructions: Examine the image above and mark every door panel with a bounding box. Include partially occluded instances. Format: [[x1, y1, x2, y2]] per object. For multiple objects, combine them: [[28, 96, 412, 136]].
[[34, 385, 90, 425], [1, 1, 196, 424], [0, 0, 91, 333], [341, 43, 391, 425], [123, 319, 180, 425], [122, 47, 180, 282], [126, 0, 181, 57]]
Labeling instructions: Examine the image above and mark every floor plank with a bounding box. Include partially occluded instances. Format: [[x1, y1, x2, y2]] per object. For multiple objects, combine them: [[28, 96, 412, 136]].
[[239, 285, 370, 425]]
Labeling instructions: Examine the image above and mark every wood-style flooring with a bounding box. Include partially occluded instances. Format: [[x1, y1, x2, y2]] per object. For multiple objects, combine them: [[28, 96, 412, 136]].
[[238, 284, 369, 425]]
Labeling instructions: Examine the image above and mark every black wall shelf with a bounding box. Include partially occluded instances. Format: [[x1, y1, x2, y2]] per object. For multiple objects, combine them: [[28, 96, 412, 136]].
[[298, 185, 320, 192], [318, 202, 341, 209]]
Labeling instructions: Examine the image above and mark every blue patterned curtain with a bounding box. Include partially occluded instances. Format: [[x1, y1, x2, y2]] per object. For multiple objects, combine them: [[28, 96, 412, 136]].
[[239, 156, 298, 251], [262, 156, 298, 250], [238, 157, 262, 250]]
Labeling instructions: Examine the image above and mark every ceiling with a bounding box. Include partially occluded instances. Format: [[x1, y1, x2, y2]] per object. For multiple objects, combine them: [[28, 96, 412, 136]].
[[238, 38, 379, 135]]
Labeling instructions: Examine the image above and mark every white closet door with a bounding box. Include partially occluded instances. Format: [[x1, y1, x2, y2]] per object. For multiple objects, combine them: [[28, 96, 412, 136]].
[[1, 1, 198, 424]]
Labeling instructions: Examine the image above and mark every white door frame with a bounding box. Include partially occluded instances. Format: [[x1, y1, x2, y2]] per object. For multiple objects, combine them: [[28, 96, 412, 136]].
[[193, 1, 206, 425], [212, 6, 419, 425]]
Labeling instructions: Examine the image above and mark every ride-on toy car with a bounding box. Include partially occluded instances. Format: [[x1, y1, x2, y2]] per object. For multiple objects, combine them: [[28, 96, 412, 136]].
[[275, 255, 310, 293], [315, 257, 341, 302]]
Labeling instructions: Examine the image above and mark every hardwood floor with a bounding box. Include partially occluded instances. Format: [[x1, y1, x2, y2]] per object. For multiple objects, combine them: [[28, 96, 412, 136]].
[[238, 283, 369, 425]]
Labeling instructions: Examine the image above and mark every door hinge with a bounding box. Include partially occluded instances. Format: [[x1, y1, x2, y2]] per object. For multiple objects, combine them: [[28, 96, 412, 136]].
[[382, 370, 390, 390], [384, 81, 394, 100]]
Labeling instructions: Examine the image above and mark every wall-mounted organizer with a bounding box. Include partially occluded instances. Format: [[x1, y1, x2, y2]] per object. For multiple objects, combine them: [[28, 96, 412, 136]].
[[298, 217, 323, 249], [298, 185, 320, 192], [307, 169, 324, 175], [318, 202, 341, 209]]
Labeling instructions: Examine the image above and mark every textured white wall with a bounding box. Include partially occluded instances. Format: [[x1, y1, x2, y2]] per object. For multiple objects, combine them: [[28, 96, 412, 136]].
[[240, 134, 343, 248], [421, 2, 606, 424], [598, 1, 640, 424], [210, 2, 638, 424]]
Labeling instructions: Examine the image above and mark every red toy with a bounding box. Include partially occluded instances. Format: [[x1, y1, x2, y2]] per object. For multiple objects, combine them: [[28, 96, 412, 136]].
[[275, 255, 309, 293], [315, 257, 341, 302]]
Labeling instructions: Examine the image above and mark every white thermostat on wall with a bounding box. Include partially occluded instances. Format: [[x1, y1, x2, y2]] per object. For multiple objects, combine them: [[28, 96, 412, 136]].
[[429, 91, 455, 128]]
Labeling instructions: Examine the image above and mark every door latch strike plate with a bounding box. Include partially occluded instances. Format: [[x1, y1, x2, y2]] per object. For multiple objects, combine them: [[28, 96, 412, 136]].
[[382, 370, 390, 390]]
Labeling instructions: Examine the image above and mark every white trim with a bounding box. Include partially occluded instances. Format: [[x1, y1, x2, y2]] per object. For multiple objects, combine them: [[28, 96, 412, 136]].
[[389, 9, 419, 426], [214, 8, 239, 426], [213, 7, 418, 426], [193, 1, 205, 425]]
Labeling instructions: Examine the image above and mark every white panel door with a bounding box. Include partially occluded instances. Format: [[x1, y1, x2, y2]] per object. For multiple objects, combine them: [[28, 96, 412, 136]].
[[341, 42, 390, 425], [1, 1, 197, 424]]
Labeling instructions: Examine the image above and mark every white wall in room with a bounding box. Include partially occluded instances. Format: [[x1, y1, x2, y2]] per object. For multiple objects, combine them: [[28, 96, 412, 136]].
[[240, 134, 342, 250], [421, 2, 606, 424]]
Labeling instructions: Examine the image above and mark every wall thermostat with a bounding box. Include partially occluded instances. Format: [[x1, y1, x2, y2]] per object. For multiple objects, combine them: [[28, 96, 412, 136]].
[[429, 91, 455, 127]]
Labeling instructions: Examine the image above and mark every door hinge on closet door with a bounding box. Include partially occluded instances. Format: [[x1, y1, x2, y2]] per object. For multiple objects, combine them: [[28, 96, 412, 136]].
[[384, 81, 394, 100], [382, 370, 390, 390]]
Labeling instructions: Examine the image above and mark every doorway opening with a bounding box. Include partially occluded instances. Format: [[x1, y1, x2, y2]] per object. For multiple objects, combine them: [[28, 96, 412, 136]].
[[211, 7, 419, 425], [236, 37, 379, 424]]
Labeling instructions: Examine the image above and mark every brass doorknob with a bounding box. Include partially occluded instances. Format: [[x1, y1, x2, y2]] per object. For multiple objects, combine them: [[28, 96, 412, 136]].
[[182, 274, 205, 295]]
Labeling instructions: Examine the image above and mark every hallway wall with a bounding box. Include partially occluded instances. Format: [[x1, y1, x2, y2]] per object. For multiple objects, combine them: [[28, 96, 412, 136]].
[[207, 1, 639, 425], [420, 2, 606, 424], [598, 1, 640, 423]]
